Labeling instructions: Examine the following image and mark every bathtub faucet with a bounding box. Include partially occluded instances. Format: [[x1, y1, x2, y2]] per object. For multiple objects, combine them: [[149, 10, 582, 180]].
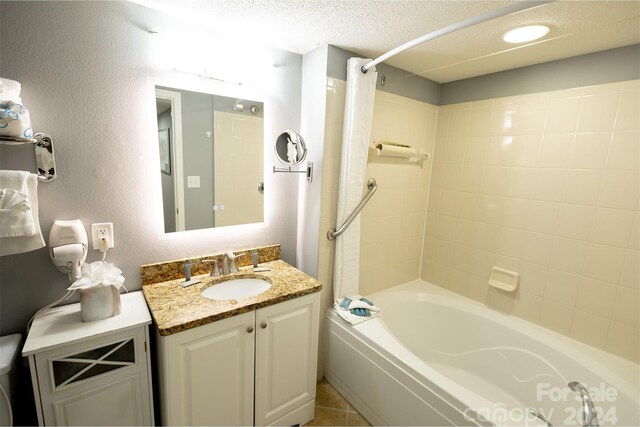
[[568, 382, 599, 427]]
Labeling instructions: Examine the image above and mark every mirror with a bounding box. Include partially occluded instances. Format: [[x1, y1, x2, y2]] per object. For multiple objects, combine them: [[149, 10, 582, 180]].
[[155, 86, 264, 233], [275, 131, 307, 165]]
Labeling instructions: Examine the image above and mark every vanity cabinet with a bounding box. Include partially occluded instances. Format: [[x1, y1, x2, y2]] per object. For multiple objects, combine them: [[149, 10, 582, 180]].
[[157, 291, 320, 426], [22, 292, 154, 426]]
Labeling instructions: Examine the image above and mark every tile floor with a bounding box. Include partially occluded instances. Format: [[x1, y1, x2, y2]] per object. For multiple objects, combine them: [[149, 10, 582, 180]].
[[305, 378, 371, 426]]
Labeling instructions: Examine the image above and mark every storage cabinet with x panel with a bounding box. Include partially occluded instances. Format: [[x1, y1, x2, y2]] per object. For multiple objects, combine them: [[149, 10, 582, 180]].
[[22, 292, 154, 426]]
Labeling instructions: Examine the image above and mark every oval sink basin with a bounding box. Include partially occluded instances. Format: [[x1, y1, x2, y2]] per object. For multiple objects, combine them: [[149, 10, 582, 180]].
[[202, 278, 271, 301]]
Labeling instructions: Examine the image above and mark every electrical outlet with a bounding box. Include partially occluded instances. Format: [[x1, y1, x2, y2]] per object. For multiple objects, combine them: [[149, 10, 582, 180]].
[[91, 222, 115, 250]]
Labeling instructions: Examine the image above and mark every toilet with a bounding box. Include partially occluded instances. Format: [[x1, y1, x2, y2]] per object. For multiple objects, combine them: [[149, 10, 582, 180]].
[[0, 334, 22, 426]]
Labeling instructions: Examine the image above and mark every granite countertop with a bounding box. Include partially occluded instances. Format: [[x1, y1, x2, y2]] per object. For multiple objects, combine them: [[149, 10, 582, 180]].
[[142, 259, 322, 336]]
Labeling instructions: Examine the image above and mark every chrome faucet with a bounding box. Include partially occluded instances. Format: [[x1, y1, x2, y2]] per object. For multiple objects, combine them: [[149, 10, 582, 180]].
[[222, 253, 231, 275], [219, 251, 245, 275], [569, 382, 599, 427]]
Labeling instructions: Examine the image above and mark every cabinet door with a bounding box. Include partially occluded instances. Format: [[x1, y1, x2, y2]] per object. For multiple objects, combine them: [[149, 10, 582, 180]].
[[34, 326, 153, 426], [255, 292, 320, 426], [159, 311, 255, 426]]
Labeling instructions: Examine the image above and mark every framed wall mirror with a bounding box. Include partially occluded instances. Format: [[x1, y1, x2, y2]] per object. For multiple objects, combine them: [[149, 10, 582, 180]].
[[155, 86, 264, 233]]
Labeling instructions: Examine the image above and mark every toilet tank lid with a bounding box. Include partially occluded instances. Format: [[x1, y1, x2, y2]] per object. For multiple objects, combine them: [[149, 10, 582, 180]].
[[0, 334, 22, 375]]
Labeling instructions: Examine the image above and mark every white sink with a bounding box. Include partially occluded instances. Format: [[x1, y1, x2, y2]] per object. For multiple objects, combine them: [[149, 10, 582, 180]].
[[201, 278, 271, 300]]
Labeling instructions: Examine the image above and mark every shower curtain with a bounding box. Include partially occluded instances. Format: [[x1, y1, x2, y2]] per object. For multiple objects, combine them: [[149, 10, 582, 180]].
[[333, 58, 377, 299]]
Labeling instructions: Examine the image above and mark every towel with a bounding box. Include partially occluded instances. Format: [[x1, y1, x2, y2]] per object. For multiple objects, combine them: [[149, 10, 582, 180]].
[[0, 78, 22, 103], [0, 101, 33, 139], [334, 295, 380, 325], [0, 171, 45, 256], [0, 188, 35, 237]]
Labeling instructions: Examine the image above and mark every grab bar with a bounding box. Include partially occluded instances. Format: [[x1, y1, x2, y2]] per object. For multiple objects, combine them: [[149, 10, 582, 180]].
[[327, 178, 377, 241]]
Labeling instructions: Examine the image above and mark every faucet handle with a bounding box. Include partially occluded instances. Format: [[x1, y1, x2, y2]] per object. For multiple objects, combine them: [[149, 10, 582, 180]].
[[203, 259, 221, 277], [228, 252, 246, 273]]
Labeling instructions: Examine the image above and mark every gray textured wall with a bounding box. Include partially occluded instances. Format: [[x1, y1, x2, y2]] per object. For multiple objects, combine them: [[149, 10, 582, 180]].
[[180, 90, 215, 231], [0, 1, 302, 336]]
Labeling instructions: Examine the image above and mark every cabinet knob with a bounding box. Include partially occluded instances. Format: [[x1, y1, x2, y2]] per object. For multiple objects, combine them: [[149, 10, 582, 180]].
[[260, 321, 268, 329], [247, 326, 254, 333]]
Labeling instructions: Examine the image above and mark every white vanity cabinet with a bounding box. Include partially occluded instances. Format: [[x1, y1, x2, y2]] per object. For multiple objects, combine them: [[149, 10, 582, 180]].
[[157, 291, 320, 426], [22, 292, 154, 426]]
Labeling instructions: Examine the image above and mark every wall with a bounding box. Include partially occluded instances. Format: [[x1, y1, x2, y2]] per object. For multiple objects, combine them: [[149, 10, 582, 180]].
[[0, 1, 302, 335], [181, 90, 215, 230], [423, 79, 639, 363]]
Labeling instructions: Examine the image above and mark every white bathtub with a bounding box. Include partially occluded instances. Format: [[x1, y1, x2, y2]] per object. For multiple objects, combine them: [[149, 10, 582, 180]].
[[325, 280, 639, 427]]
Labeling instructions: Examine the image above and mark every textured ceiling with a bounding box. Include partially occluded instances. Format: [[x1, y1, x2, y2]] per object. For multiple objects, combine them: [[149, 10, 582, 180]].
[[131, 0, 640, 83]]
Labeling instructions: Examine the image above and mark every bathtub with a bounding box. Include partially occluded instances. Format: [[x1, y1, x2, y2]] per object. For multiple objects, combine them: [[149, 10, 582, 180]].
[[325, 280, 639, 426]]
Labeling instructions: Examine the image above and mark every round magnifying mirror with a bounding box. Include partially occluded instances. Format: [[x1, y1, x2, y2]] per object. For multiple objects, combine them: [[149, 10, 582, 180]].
[[275, 131, 307, 166]]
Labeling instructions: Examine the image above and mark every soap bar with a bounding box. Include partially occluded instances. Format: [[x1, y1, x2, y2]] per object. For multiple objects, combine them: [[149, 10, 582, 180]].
[[254, 267, 271, 272]]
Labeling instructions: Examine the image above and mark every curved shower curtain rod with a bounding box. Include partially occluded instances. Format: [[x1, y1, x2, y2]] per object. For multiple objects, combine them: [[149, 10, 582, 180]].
[[361, 0, 554, 74]]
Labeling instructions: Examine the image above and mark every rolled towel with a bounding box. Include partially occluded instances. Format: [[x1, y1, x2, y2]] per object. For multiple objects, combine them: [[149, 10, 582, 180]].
[[0, 78, 22, 103], [0, 101, 33, 139], [334, 295, 381, 325]]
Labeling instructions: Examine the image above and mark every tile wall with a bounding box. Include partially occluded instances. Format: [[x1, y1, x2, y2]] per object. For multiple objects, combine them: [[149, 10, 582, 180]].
[[423, 80, 639, 362]]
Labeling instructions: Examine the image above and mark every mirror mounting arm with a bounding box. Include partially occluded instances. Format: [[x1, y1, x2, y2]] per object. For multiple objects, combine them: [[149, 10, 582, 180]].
[[272, 161, 313, 182]]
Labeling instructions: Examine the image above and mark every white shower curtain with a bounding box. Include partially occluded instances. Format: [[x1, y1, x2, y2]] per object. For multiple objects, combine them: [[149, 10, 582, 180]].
[[332, 58, 377, 300]]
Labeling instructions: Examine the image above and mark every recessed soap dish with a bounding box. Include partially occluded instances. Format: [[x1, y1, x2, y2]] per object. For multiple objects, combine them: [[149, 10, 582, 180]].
[[488, 266, 520, 292]]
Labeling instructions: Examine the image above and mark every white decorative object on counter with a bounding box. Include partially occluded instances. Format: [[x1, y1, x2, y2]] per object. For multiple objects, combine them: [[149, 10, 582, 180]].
[[69, 261, 125, 322], [22, 292, 154, 426], [79, 284, 122, 322]]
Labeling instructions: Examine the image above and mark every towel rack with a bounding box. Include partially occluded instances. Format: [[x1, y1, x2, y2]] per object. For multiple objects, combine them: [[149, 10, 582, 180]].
[[327, 178, 377, 241], [0, 133, 56, 182]]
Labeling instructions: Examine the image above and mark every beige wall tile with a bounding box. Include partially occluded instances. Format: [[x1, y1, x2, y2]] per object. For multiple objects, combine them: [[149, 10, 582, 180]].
[[576, 277, 618, 318], [583, 243, 626, 283], [545, 268, 581, 306], [597, 170, 640, 210], [555, 204, 595, 241], [570, 133, 611, 169], [614, 91, 640, 132], [576, 92, 620, 133], [539, 299, 574, 336], [589, 208, 636, 248], [606, 322, 640, 363], [606, 132, 639, 170], [570, 310, 610, 348], [612, 287, 640, 328], [562, 170, 603, 206], [620, 250, 639, 290], [538, 134, 575, 168]]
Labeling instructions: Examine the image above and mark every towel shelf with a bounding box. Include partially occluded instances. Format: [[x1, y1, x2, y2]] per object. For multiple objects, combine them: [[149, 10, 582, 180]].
[[0, 133, 56, 182]]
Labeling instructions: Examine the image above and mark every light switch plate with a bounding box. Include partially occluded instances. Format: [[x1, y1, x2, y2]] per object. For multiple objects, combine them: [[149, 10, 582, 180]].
[[187, 176, 200, 188]]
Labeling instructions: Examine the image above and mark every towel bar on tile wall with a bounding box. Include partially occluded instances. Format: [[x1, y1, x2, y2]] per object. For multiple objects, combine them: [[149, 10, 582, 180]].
[[0, 133, 56, 182], [327, 178, 377, 241]]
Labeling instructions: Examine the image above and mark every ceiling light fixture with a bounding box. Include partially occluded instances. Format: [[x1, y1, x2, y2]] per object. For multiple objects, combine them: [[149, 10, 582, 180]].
[[502, 25, 550, 44]]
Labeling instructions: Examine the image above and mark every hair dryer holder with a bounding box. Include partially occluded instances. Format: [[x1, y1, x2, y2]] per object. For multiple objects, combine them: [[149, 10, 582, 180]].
[[49, 220, 88, 281]]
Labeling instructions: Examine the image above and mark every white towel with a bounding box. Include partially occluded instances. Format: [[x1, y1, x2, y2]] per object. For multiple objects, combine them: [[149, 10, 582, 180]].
[[0, 101, 33, 139], [0, 188, 35, 237], [0, 78, 22, 103], [0, 171, 45, 256], [333, 295, 380, 325]]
